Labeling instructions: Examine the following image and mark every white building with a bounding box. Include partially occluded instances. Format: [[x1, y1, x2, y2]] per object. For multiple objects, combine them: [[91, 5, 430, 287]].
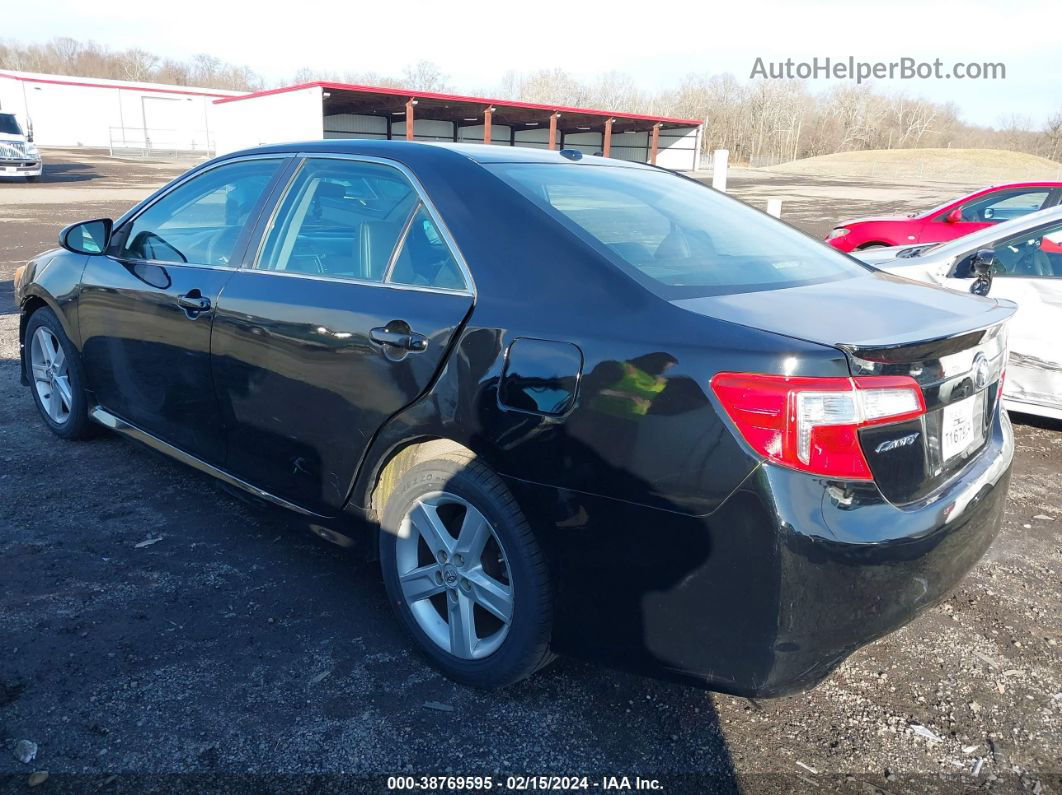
[[0, 70, 240, 154]]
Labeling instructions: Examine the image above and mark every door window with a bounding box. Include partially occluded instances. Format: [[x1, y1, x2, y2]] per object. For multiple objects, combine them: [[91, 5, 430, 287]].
[[257, 158, 419, 282], [989, 220, 1062, 277], [115, 158, 281, 266], [955, 220, 1062, 278], [955, 189, 1050, 223]]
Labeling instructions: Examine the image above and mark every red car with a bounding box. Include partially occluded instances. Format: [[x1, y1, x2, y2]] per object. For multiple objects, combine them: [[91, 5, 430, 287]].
[[825, 182, 1062, 252]]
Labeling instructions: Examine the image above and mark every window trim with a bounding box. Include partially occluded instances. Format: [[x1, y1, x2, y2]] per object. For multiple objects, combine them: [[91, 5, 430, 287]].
[[245, 153, 476, 297], [107, 153, 295, 272]]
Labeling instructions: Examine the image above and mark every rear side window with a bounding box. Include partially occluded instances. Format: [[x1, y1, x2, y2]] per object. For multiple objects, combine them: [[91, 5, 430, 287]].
[[388, 207, 467, 290], [116, 158, 281, 267], [488, 163, 869, 297]]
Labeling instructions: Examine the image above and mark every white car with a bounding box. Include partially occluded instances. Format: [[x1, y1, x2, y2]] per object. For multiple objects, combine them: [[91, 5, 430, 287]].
[[0, 112, 42, 181], [857, 205, 1062, 420]]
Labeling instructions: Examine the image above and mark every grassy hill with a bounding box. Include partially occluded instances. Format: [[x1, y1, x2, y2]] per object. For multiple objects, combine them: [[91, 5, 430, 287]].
[[768, 148, 1062, 183]]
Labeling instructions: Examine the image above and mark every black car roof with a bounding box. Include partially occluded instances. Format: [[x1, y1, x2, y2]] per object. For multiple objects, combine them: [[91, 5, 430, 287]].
[[224, 139, 654, 170]]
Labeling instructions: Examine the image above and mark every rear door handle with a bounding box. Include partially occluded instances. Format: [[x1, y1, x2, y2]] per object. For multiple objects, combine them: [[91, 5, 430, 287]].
[[370, 327, 428, 352], [176, 292, 211, 313]]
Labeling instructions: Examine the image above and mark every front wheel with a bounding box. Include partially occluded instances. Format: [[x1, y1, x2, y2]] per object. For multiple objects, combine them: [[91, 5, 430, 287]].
[[378, 448, 553, 688], [25, 307, 93, 439]]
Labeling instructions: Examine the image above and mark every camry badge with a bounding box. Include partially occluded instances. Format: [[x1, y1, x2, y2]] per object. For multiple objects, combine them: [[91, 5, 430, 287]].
[[875, 433, 920, 454]]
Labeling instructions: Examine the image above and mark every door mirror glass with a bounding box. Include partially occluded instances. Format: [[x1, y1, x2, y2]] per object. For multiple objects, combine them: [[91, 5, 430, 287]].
[[59, 218, 112, 255]]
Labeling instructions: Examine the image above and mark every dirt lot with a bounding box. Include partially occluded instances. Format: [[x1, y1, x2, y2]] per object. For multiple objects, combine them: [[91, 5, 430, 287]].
[[1, 150, 1059, 793]]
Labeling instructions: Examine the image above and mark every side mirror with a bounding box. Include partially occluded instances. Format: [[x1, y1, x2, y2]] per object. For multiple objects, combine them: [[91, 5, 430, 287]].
[[59, 218, 112, 255], [945, 208, 963, 224], [970, 248, 995, 296]]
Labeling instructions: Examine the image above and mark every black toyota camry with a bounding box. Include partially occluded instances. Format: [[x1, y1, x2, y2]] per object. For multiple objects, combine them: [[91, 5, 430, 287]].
[[16, 142, 1014, 695]]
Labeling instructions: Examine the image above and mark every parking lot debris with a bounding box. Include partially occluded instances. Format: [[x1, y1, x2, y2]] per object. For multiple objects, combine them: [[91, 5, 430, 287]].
[[134, 536, 163, 548], [988, 736, 1006, 765], [973, 651, 1002, 669], [910, 724, 942, 743], [28, 772, 48, 787], [423, 701, 454, 712], [1032, 514, 1054, 521], [972, 757, 984, 777], [962, 745, 979, 754], [13, 739, 38, 764]]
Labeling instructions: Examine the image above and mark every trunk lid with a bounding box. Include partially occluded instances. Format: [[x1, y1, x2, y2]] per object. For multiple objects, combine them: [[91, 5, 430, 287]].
[[675, 271, 1015, 504]]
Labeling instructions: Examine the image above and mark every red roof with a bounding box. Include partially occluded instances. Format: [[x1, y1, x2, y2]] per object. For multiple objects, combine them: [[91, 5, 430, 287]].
[[214, 81, 702, 127]]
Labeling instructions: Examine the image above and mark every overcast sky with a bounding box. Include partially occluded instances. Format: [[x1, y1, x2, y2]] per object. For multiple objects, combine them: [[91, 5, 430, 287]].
[[17, 0, 1061, 127]]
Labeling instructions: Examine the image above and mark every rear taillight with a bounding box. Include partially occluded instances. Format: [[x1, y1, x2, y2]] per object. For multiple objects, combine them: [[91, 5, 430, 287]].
[[710, 373, 926, 480]]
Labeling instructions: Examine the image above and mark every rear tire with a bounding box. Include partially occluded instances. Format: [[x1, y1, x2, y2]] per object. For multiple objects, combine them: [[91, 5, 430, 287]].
[[378, 448, 554, 688], [25, 307, 93, 440], [858, 243, 888, 250]]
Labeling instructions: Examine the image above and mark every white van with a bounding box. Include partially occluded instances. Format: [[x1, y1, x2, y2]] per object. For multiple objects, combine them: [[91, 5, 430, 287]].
[[0, 112, 42, 181]]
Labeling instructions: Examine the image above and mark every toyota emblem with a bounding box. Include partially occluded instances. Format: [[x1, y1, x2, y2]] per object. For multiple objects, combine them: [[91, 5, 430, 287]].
[[972, 353, 990, 391]]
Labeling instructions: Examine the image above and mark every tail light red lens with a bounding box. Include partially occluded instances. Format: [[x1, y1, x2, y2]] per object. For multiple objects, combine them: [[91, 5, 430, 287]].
[[710, 373, 926, 480]]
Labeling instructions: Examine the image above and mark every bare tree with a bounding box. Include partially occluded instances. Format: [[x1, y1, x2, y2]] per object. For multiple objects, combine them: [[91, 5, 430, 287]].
[[121, 49, 159, 82], [401, 61, 451, 93], [2, 35, 1058, 164]]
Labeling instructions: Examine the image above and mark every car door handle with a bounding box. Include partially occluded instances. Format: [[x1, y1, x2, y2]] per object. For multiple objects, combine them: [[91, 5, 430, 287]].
[[176, 292, 211, 313], [370, 327, 428, 352]]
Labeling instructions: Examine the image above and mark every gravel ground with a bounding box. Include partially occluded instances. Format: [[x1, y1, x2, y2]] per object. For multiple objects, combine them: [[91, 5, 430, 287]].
[[0, 150, 1059, 793]]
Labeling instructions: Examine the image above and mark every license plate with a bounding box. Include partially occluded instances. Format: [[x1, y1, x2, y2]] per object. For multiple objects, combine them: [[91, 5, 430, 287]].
[[941, 395, 977, 462]]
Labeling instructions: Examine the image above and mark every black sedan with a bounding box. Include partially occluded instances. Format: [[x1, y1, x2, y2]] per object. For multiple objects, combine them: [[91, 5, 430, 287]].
[[15, 142, 1015, 695]]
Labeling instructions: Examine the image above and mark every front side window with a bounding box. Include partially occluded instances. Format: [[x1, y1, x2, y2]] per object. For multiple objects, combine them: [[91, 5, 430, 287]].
[[956, 189, 1050, 223], [988, 220, 1062, 277], [116, 158, 281, 266], [488, 163, 869, 297], [258, 158, 418, 281]]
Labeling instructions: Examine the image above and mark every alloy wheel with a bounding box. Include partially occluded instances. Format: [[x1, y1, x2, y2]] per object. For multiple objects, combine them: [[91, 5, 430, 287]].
[[30, 326, 72, 425], [395, 491, 514, 659]]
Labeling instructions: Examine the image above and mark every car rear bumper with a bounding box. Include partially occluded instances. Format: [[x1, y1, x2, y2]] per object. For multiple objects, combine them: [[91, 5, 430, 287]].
[[508, 407, 1012, 697]]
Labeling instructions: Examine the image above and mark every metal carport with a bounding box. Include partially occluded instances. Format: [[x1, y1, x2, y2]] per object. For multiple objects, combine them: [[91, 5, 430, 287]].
[[212, 82, 703, 170]]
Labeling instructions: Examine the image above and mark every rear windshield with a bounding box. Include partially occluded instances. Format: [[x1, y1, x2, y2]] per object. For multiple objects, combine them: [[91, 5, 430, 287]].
[[0, 114, 23, 135], [488, 163, 869, 298]]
